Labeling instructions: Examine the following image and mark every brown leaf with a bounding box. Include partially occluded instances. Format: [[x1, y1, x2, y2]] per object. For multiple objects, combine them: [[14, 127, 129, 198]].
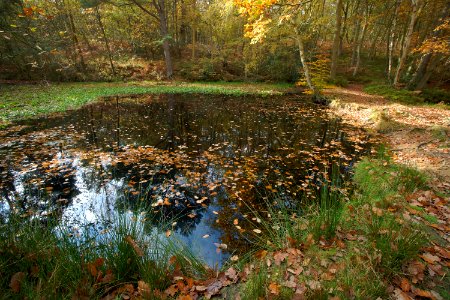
[[101, 271, 114, 284], [413, 288, 435, 299], [225, 267, 238, 282], [254, 249, 268, 259], [269, 282, 280, 295], [195, 285, 207, 292], [138, 281, 151, 297], [407, 260, 425, 283], [204, 280, 223, 299], [87, 262, 98, 277], [164, 284, 178, 297], [400, 277, 411, 292], [393, 288, 412, 300], [274, 251, 288, 266], [10, 272, 26, 293], [420, 253, 441, 264], [125, 235, 144, 257]]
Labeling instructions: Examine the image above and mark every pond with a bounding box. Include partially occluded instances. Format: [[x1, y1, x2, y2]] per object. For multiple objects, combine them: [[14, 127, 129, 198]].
[[0, 93, 372, 267]]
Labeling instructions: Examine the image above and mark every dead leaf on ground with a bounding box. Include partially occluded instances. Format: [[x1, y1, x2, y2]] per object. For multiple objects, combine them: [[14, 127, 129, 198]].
[[393, 288, 412, 300], [269, 282, 280, 295], [420, 252, 441, 264], [407, 260, 425, 283], [399, 277, 411, 292], [10, 272, 26, 293], [412, 287, 436, 299]]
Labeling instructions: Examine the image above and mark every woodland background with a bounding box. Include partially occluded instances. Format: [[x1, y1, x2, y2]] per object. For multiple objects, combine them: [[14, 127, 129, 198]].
[[0, 0, 449, 94]]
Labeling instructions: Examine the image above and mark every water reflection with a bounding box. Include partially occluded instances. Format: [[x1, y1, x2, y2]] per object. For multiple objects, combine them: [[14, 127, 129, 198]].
[[0, 93, 373, 265]]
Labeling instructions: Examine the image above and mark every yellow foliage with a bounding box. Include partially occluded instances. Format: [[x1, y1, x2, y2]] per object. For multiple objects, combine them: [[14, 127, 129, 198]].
[[296, 54, 331, 92]]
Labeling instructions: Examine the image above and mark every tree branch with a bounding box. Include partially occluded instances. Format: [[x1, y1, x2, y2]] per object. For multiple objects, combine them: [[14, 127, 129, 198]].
[[129, 0, 159, 21]]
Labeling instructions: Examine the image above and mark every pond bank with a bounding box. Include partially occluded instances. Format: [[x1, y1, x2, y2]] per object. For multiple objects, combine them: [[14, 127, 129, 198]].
[[0, 82, 448, 299]]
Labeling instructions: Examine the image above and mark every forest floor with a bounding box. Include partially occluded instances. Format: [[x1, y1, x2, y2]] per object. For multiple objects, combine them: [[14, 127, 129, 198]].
[[325, 84, 450, 193]]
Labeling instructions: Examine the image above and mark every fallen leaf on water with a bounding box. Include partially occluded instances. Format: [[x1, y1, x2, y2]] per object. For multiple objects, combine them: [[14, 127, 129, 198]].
[[214, 243, 227, 250]]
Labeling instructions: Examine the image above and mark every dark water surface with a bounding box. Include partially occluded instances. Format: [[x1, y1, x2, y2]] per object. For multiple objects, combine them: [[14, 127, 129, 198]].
[[0, 94, 372, 266]]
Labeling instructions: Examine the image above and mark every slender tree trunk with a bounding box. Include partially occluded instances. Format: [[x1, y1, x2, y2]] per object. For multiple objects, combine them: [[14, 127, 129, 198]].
[[192, 25, 196, 59], [339, 1, 349, 56], [387, 1, 400, 81], [353, 3, 369, 76], [351, 0, 361, 66], [157, 0, 173, 78], [95, 6, 116, 76], [294, 29, 316, 93], [66, 1, 86, 72], [393, 0, 421, 86], [353, 20, 367, 76], [330, 0, 343, 80]]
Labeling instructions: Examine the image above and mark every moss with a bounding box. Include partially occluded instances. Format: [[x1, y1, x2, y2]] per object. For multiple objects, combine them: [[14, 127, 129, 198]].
[[364, 84, 424, 105]]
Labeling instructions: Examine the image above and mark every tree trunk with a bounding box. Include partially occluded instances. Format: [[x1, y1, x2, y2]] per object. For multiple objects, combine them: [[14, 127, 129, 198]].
[[330, 0, 343, 80], [415, 55, 441, 90], [407, 52, 432, 90], [407, 4, 449, 89], [192, 25, 196, 59], [353, 3, 369, 77], [387, 0, 400, 81], [351, 0, 361, 66], [393, 0, 421, 86], [95, 6, 116, 76], [157, 0, 174, 78], [294, 29, 316, 94], [130, 0, 173, 78], [66, 1, 86, 72]]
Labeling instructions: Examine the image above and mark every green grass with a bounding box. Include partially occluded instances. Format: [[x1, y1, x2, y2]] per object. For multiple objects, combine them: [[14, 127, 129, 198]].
[[0, 81, 292, 124], [236, 147, 441, 298], [364, 84, 424, 104], [353, 155, 427, 206], [0, 209, 206, 299]]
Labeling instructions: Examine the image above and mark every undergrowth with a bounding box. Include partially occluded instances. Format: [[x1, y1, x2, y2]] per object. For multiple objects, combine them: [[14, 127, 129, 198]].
[[0, 209, 206, 299], [237, 149, 438, 298]]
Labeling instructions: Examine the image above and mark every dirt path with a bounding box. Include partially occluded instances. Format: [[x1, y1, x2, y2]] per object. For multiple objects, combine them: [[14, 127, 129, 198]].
[[325, 84, 450, 193]]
